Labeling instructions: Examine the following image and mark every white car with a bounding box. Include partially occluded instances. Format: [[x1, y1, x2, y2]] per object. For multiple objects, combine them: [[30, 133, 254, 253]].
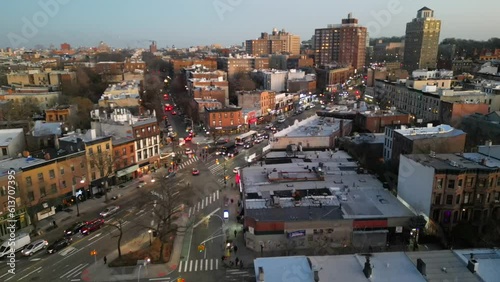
[[233, 167, 240, 174], [185, 148, 193, 155], [277, 117, 286, 123], [99, 206, 120, 218], [21, 239, 48, 256], [265, 123, 273, 129]]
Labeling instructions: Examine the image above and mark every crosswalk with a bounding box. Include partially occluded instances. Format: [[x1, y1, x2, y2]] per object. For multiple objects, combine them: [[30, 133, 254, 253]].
[[59, 262, 89, 281], [177, 155, 199, 170], [225, 268, 255, 281], [207, 163, 229, 186], [178, 258, 219, 273], [188, 190, 220, 218]]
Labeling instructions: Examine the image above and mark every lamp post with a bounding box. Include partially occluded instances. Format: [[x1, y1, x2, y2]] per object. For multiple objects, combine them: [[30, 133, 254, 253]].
[[72, 176, 86, 217], [223, 160, 227, 189], [148, 230, 152, 246], [210, 213, 228, 250]]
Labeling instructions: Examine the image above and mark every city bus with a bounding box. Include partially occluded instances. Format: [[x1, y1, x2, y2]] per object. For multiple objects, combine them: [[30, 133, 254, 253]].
[[235, 130, 257, 146], [216, 141, 236, 156]]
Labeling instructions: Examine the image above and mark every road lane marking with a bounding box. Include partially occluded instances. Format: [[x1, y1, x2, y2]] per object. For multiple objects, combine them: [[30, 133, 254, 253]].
[[201, 199, 204, 209], [15, 266, 42, 281], [216, 190, 219, 199], [149, 278, 171, 281], [178, 261, 183, 273], [193, 207, 221, 228], [197, 202, 200, 212], [29, 258, 41, 262], [206, 259, 209, 271], [189, 260, 193, 272], [88, 233, 102, 241], [188, 207, 192, 217], [194, 259, 198, 271], [216, 258, 218, 270], [60, 263, 88, 278], [70, 279, 81, 282], [59, 246, 77, 256], [205, 196, 209, 206], [184, 260, 188, 272], [210, 258, 213, 270]]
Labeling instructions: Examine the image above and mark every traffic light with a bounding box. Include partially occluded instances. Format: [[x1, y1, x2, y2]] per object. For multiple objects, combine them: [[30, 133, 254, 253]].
[[198, 244, 205, 252], [224, 175, 229, 180], [90, 250, 97, 256], [177, 278, 185, 282], [216, 159, 219, 165]]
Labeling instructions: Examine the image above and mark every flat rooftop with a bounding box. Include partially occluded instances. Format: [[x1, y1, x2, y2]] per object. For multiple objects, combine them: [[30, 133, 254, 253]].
[[274, 115, 349, 138], [347, 133, 385, 145], [453, 249, 500, 282], [254, 256, 314, 282], [395, 124, 465, 140], [0, 157, 46, 174], [358, 110, 408, 117], [0, 128, 23, 146], [405, 153, 498, 171], [242, 150, 414, 221]]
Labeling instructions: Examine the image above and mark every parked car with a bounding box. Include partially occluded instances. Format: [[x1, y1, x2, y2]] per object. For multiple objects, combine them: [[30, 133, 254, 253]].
[[81, 219, 105, 235], [277, 116, 286, 123], [171, 110, 177, 115], [46, 238, 71, 254], [99, 206, 120, 218], [254, 137, 264, 144], [265, 123, 274, 129], [64, 222, 86, 237], [185, 148, 193, 155], [227, 148, 239, 157], [243, 142, 253, 149], [21, 239, 48, 256], [192, 168, 200, 175]]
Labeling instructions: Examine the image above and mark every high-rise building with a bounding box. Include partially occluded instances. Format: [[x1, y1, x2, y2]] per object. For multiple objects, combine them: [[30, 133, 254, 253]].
[[403, 7, 441, 72], [314, 13, 367, 70], [245, 28, 300, 56], [149, 41, 157, 53]]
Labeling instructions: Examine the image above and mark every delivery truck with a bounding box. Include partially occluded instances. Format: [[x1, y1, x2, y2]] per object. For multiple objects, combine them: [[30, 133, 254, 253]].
[[0, 233, 31, 258]]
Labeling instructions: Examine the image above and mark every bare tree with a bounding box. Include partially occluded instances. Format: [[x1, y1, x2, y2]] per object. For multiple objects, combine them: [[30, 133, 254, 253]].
[[88, 150, 119, 203], [139, 174, 193, 262], [106, 219, 124, 258]]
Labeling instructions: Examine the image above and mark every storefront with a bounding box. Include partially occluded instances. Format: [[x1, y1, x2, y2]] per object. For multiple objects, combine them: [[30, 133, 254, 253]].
[[0, 208, 29, 237], [137, 161, 150, 177], [116, 164, 139, 183]]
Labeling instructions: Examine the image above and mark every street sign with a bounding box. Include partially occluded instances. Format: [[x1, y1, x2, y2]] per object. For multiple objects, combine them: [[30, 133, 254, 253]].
[[223, 210, 229, 219]]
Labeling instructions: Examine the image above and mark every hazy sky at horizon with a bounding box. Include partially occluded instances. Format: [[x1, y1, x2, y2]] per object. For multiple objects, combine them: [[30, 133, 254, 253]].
[[1, 0, 499, 49]]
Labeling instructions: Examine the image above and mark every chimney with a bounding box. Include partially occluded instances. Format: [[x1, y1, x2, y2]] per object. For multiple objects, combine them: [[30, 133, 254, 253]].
[[417, 258, 426, 276], [258, 267, 264, 281], [314, 270, 319, 282], [89, 129, 96, 140], [467, 253, 478, 273], [339, 120, 344, 137], [44, 153, 51, 160], [363, 256, 372, 278]]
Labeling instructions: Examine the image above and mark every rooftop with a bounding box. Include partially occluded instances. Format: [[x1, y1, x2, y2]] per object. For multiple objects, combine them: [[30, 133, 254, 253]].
[[358, 110, 408, 117], [453, 249, 500, 282], [346, 133, 385, 145], [32, 121, 62, 137], [0, 157, 46, 176], [274, 115, 349, 138], [254, 256, 314, 282], [395, 124, 465, 140], [242, 150, 414, 221], [0, 128, 23, 146], [405, 153, 499, 171], [204, 106, 241, 112]]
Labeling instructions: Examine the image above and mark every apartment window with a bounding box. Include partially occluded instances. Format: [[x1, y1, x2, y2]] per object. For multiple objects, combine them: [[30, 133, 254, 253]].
[[40, 187, 46, 197], [478, 179, 486, 188], [230, 120, 234, 125], [27, 191, 34, 202], [436, 179, 443, 189], [457, 179, 463, 188], [212, 121, 215, 126], [148, 126, 151, 132], [50, 184, 57, 194], [106, 143, 110, 150], [434, 193, 441, 205], [90, 162, 95, 169], [91, 172, 96, 180], [115, 150, 120, 157], [142, 128, 145, 133], [447, 179, 455, 189], [122, 148, 126, 155], [97, 145, 102, 153], [494, 192, 500, 201], [219, 120, 222, 126], [60, 168, 65, 175], [497, 178, 500, 186], [61, 180, 67, 188], [230, 113, 234, 118], [0, 186, 6, 196], [489, 178, 494, 188], [71, 165, 75, 172], [153, 125, 156, 131], [455, 194, 461, 204], [123, 159, 127, 167], [130, 157, 134, 164], [219, 113, 222, 118], [37, 173, 44, 181], [464, 193, 470, 204], [154, 147, 158, 155], [88, 148, 93, 154], [138, 151, 142, 160], [446, 195, 453, 205], [143, 150, 148, 159], [466, 177, 474, 187], [49, 170, 55, 179], [80, 162, 84, 168], [486, 193, 491, 203], [476, 193, 483, 203], [1, 148, 7, 155]]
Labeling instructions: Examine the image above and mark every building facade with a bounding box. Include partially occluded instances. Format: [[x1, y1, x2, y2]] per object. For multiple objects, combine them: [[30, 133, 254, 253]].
[[403, 7, 441, 72], [204, 107, 244, 131]]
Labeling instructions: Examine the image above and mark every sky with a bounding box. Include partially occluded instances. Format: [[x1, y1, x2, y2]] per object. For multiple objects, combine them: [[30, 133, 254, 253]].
[[1, 0, 499, 49]]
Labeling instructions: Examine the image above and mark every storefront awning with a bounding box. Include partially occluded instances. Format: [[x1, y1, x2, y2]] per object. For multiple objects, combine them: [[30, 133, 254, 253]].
[[138, 162, 150, 168], [116, 164, 139, 177]]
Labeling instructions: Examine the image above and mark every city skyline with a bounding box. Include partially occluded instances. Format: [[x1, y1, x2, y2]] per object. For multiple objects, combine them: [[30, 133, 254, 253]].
[[1, 0, 499, 49]]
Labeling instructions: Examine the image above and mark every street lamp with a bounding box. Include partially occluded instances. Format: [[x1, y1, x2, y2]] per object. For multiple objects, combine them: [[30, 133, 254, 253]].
[[148, 230, 152, 246], [137, 258, 151, 281], [72, 176, 86, 217]]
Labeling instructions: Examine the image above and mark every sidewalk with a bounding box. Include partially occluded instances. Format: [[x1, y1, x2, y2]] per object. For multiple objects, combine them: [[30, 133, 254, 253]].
[[83, 212, 189, 281]]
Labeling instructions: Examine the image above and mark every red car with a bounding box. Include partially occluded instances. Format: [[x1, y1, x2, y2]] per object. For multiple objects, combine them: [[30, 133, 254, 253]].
[[171, 110, 177, 115], [184, 136, 192, 142], [81, 219, 104, 235], [163, 94, 169, 100], [192, 168, 200, 175]]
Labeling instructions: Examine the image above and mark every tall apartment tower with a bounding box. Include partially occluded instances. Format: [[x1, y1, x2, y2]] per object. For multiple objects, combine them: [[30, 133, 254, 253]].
[[150, 41, 158, 53], [403, 7, 441, 72], [314, 13, 367, 70], [246, 28, 300, 56]]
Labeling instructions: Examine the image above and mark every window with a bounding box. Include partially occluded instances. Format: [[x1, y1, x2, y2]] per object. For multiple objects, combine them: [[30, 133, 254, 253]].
[[130, 157, 134, 164], [71, 165, 75, 172], [464, 193, 470, 204], [49, 170, 55, 179], [148, 126, 151, 132], [37, 186, 46, 197], [115, 150, 120, 157], [489, 178, 494, 188], [26, 176, 32, 187], [219, 120, 222, 126], [230, 120, 234, 125], [466, 177, 474, 187], [212, 121, 215, 126], [97, 145, 102, 153], [447, 179, 455, 189], [50, 184, 57, 194], [476, 193, 483, 203], [27, 191, 34, 202], [456, 194, 461, 204], [80, 162, 84, 168], [88, 148, 93, 154], [1, 148, 7, 155], [434, 193, 441, 205], [436, 179, 443, 189], [106, 143, 110, 150], [60, 168, 65, 175], [61, 180, 67, 188], [91, 172, 96, 180], [122, 148, 126, 155], [458, 179, 463, 188], [478, 179, 486, 188], [137, 151, 142, 160], [37, 173, 44, 181], [446, 195, 453, 205]]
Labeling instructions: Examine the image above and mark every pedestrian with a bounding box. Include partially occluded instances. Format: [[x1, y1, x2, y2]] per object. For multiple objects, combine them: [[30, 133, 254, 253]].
[[230, 198, 234, 204], [104, 256, 107, 264], [234, 229, 237, 238], [235, 257, 239, 266], [52, 220, 57, 228], [221, 255, 226, 261], [233, 245, 238, 253]]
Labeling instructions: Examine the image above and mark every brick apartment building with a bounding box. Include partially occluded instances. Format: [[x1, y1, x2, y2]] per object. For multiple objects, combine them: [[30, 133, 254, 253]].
[[439, 101, 490, 127], [316, 67, 354, 92], [192, 87, 227, 106], [171, 58, 217, 74], [204, 107, 244, 131], [354, 110, 411, 133]]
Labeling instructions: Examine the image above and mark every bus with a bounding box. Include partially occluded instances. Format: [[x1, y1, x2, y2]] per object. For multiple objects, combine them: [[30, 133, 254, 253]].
[[216, 141, 236, 156], [235, 130, 257, 146]]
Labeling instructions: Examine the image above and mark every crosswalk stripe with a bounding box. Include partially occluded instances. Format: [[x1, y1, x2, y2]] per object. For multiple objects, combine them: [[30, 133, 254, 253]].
[[197, 202, 200, 212], [201, 199, 205, 209], [199, 259, 203, 271], [189, 260, 193, 272], [216, 190, 219, 199], [184, 260, 188, 272], [210, 259, 213, 270], [178, 261, 183, 273], [179, 259, 220, 272], [205, 196, 209, 206], [194, 260, 198, 272], [216, 258, 219, 270], [206, 259, 209, 270], [188, 207, 192, 217]]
